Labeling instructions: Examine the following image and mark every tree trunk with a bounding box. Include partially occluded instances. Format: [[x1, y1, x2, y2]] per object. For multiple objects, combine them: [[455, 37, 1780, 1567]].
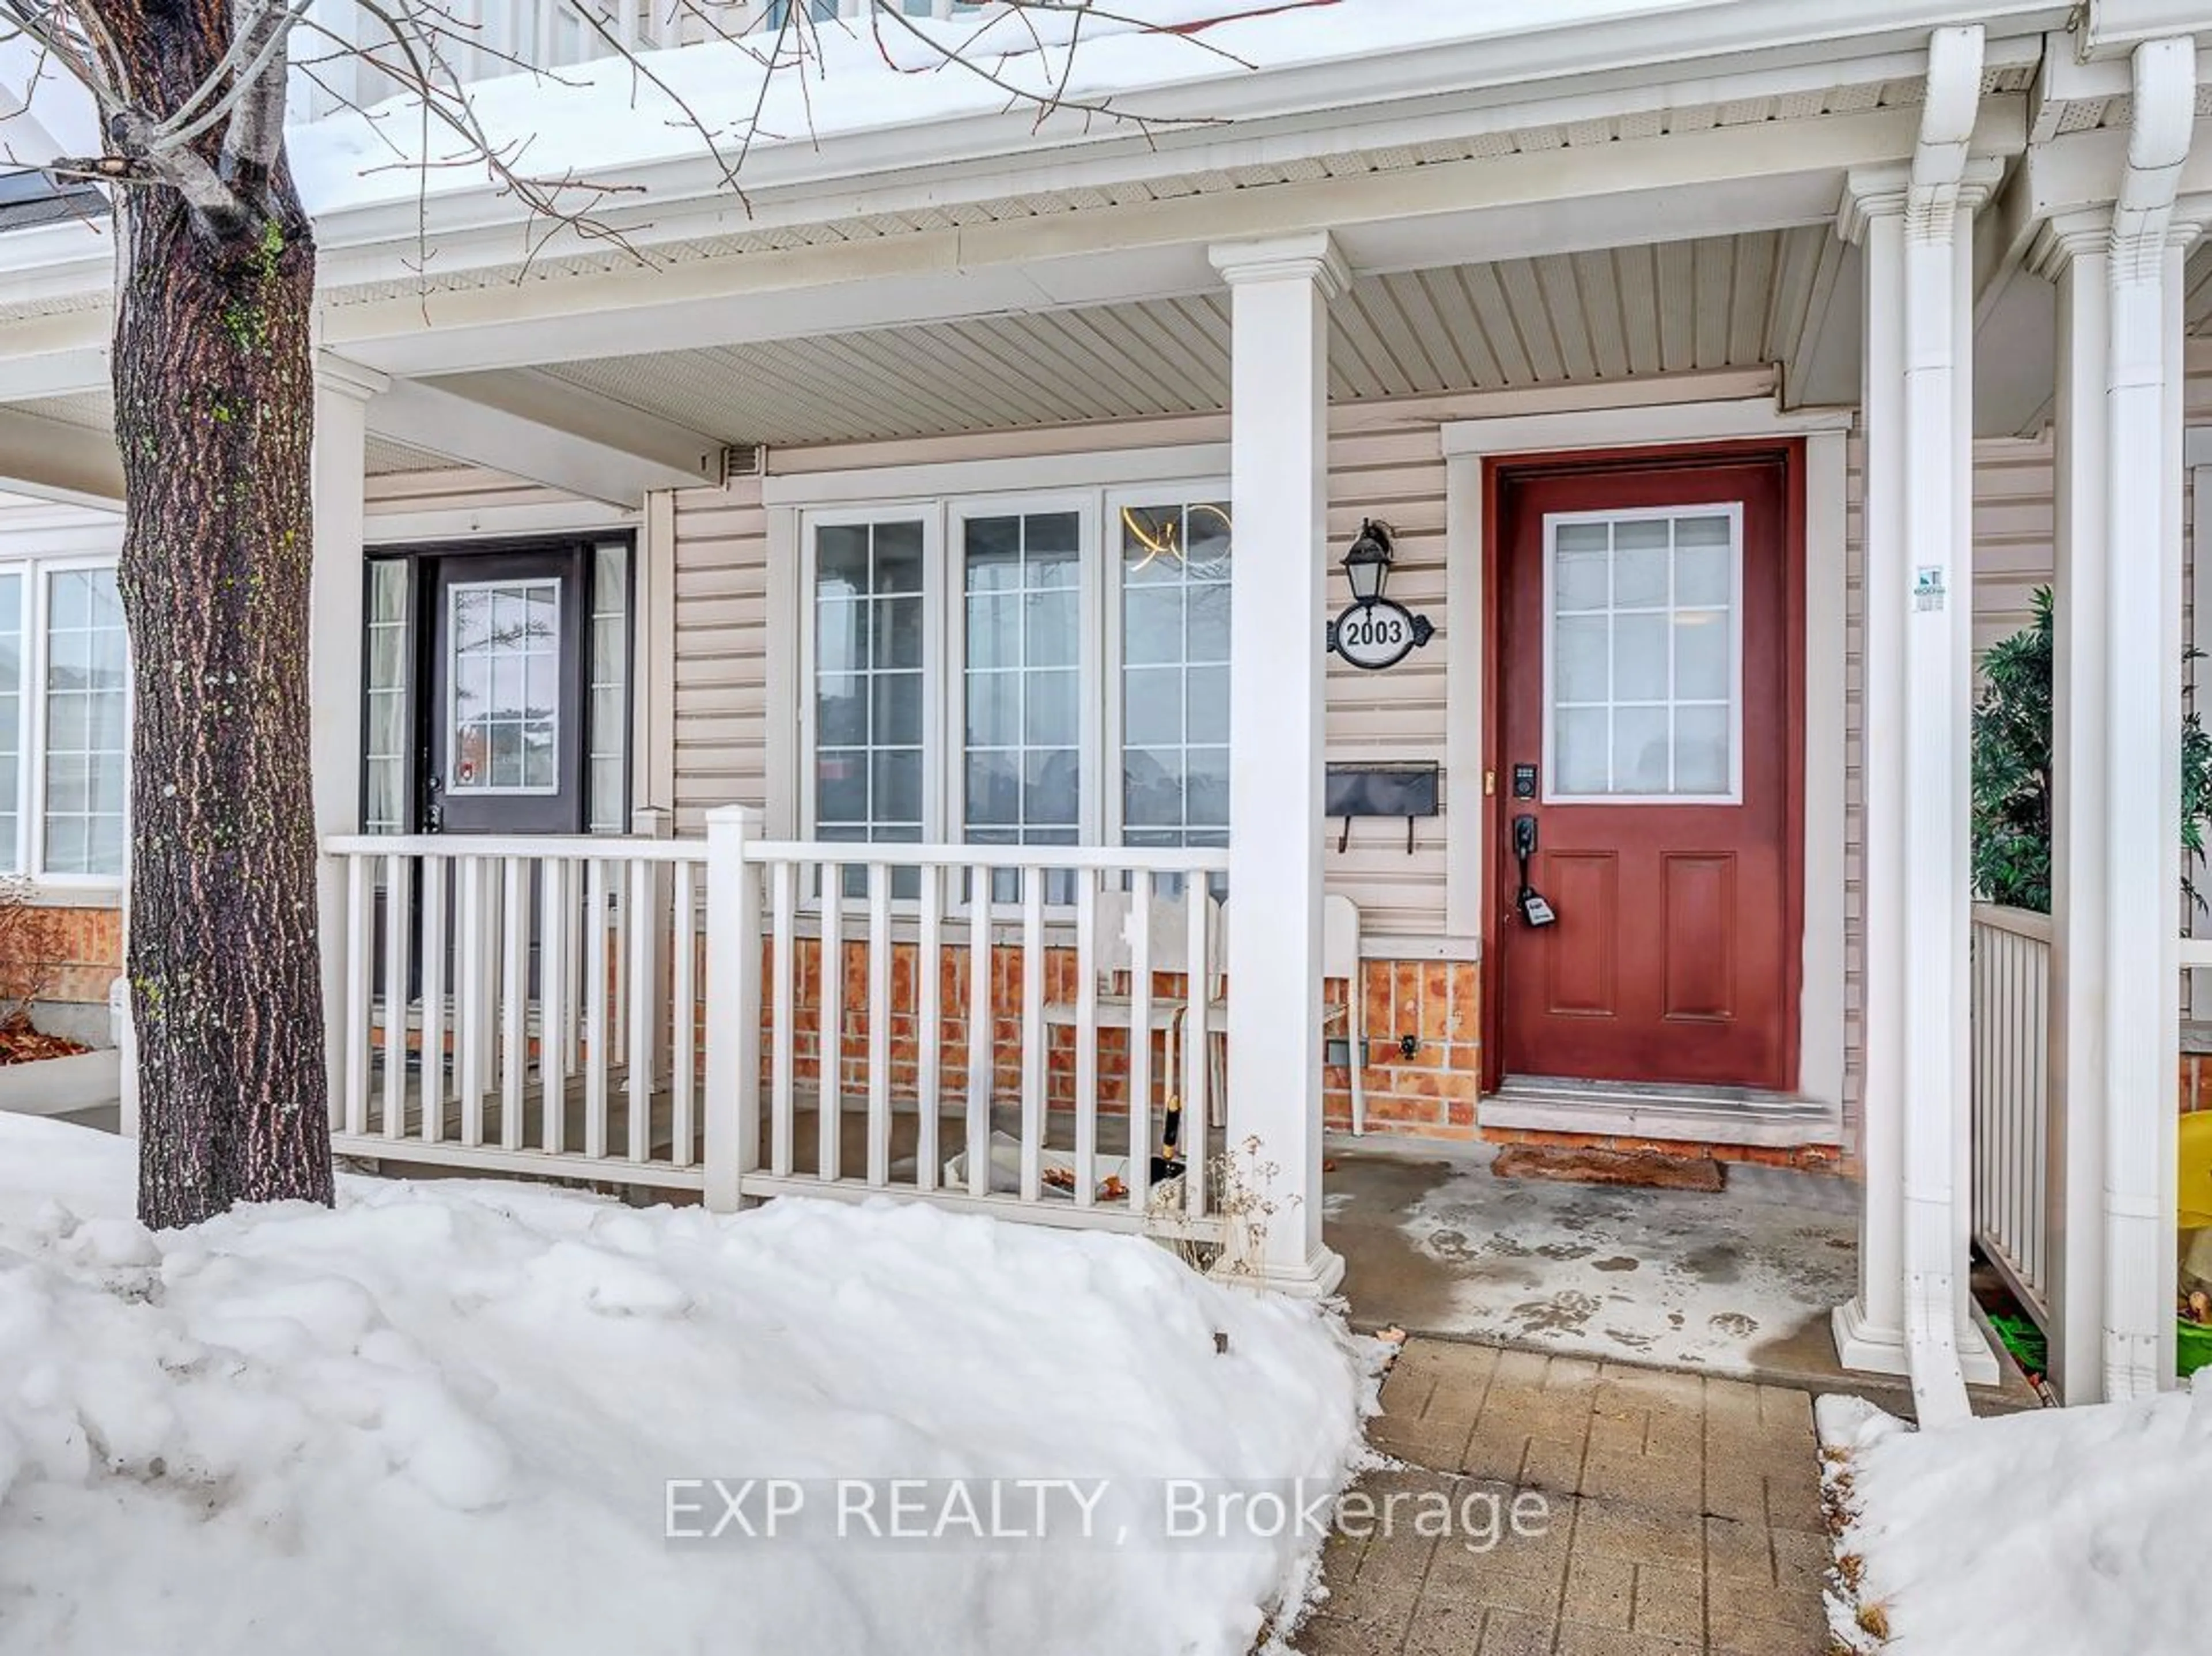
[[110, 10, 333, 1227]]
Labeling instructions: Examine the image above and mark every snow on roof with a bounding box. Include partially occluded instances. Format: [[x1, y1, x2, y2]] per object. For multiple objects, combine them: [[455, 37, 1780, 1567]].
[[286, 0, 1716, 220]]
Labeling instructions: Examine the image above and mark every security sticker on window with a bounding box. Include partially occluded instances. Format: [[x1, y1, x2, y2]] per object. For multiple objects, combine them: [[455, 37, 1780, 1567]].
[[1914, 566, 1947, 613]]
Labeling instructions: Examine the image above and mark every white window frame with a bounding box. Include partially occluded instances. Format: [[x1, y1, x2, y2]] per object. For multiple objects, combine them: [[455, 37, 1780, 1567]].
[[442, 575, 565, 800], [1539, 501, 1744, 807], [791, 474, 1230, 893], [796, 501, 948, 849], [0, 550, 130, 894]]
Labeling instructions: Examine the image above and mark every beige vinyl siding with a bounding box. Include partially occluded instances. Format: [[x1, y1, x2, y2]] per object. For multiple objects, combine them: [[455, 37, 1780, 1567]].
[[671, 481, 769, 831], [363, 464, 583, 520]]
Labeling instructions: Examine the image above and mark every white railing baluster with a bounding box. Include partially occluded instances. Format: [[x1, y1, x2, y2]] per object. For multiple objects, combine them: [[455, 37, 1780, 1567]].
[[627, 857, 656, 1162], [380, 852, 410, 1140], [420, 855, 446, 1144], [1127, 868, 1152, 1215], [1073, 873, 1098, 1208], [344, 853, 373, 1136], [455, 856, 486, 1148], [915, 863, 941, 1193], [967, 867, 991, 1198], [672, 860, 697, 1167], [321, 832, 1236, 1235], [1969, 903, 2052, 1329], [585, 858, 609, 1159], [866, 862, 892, 1188], [1020, 865, 1044, 1205], [1183, 886, 1210, 1223], [771, 860, 796, 1177], [819, 863, 843, 1183], [539, 856, 569, 1154], [501, 855, 527, 1151]]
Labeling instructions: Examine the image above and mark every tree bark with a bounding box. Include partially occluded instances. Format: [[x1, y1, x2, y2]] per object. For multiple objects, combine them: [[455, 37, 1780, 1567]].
[[109, 3, 333, 1227]]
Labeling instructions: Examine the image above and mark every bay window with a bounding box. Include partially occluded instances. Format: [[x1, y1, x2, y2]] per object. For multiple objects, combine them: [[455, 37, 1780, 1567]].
[[801, 482, 1229, 884], [0, 557, 128, 882]]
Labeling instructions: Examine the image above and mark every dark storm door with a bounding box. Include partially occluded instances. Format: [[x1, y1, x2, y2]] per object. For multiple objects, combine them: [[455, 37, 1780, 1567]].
[[1495, 455, 1798, 1091], [423, 549, 589, 837]]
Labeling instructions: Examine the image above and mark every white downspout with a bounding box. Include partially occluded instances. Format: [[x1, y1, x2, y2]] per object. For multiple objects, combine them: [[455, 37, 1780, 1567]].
[[2101, 35, 2196, 1401], [1896, 23, 1984, 1431]]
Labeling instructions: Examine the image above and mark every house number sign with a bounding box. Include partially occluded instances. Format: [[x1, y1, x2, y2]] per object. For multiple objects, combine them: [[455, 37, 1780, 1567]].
[[1327, 599, 1435, 671]]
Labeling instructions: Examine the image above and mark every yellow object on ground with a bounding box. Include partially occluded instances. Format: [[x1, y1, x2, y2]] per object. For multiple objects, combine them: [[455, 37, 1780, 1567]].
[[2183, 1111, 2212, 1230]]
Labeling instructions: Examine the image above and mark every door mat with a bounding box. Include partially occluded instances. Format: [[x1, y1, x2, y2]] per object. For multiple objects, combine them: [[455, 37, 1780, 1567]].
[[1491, 1144, 1726, 1192]]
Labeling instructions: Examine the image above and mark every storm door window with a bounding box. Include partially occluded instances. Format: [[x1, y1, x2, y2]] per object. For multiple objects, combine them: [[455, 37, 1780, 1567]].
[[446, 579, 562, 795]]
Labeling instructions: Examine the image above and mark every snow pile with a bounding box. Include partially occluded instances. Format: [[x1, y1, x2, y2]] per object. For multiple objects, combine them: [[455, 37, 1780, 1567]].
[[1817, 1383, 2212, 1656], [0, 1115, 1372, 1655], [283, 0, 1716, 216]]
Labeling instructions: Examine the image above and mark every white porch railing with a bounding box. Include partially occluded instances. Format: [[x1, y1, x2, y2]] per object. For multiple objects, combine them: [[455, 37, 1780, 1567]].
[[324, 819, 1228, 1242], [1969, 903, 2054, 1326]]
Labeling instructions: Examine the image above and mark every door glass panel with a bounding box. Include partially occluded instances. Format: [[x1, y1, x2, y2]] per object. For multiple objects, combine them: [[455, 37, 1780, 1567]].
[[1544, 507, 1740, 800], [446, 577, 561, 795]]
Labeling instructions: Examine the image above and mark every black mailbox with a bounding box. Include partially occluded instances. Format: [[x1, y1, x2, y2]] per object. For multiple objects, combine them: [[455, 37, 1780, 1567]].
[[1325, 762, 1441, 853]]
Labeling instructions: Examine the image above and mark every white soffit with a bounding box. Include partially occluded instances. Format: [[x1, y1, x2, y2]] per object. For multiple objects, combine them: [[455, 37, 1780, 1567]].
[[538, 228, 1837, 448]]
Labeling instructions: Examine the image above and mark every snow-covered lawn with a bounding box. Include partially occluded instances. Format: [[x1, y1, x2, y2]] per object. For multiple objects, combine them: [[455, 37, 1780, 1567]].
[[1820, 1382, 2210, 1655], [0, 1116, 1372, 1655]]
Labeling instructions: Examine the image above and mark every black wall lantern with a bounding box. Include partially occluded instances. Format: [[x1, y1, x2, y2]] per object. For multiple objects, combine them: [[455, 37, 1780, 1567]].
[[1342, 518, 1395, 605], [1327, 518, 1434, 671]]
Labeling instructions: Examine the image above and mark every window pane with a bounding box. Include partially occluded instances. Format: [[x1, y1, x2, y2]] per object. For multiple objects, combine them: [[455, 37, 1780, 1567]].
[[42, 567, 127, 875], [962, 513, 1083, 849], [587, 539, 628, 834], [813, 520, 927, 847], [1547, 511, 1738, 799], [1119, 501, 1232, 852], [446, 577, 559, 797]]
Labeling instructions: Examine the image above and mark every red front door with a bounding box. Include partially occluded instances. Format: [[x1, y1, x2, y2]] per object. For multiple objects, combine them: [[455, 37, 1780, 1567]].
[[1493, 451, 1800, 1091]]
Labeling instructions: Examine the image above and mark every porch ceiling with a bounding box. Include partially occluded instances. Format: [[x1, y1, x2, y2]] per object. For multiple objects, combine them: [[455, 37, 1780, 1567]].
[[514, 227, 1840, 450]]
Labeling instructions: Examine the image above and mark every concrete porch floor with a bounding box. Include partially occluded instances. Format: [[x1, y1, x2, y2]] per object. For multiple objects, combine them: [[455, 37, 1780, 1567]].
[[1323, 1135, 2037, 1411]]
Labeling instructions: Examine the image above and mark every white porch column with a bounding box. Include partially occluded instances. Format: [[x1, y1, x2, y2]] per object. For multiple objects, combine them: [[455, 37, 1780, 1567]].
[[311, 356, 387, 1113], [1209, 232, 1346, 1299], [2037, 211, 2116, 1403], [2097, 40, 2198, 1401], [1834, 181, 1910, 1379], [1831, 25, 1999, 1417]]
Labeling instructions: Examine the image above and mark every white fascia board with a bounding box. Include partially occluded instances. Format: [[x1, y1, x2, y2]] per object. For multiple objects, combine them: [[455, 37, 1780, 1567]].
[[419, 369, 724, 482], [2080, 0, 2212, 57], [332, 101, 2021, 378], [367, 379, 710, 508], [0, 341, 109, 403], [0, 406, 121, 502], [2024, 125, 2212, 220], [304, 25, 2054, 289]]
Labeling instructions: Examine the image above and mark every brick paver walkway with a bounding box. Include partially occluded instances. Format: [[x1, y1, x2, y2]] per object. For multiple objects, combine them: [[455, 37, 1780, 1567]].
[[1300, 1341, 1834, 1655]]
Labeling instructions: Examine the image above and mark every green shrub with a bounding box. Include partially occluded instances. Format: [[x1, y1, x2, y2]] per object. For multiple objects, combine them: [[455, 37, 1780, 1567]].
[[1970, 586, 2212, 914]]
